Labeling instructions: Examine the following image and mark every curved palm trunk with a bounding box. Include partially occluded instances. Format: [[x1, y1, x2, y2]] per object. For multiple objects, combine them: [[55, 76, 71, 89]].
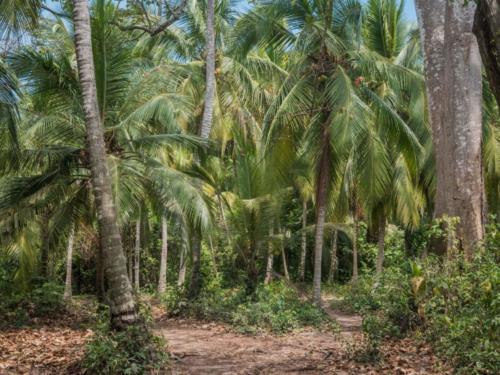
[[63, 225, 75, 300], [134, 219, 141, 290], [158, 215, 168, 294], [265, 226, 274, 284], [328, 229, 338, 283], [375, 214, 385, 276], [416, 0, 484, 259], [189, 0, 216, 298], [299, 200, 307, 281], [312, 134, 331, 306], [72, 0, 136, 328]]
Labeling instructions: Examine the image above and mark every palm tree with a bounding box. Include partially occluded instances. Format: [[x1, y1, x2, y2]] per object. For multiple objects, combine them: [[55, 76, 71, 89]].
[[72, 0, 137, 327], [235, 0, 423, 305]]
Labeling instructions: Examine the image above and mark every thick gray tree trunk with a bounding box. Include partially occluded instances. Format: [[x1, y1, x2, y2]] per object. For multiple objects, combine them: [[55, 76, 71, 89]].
[[158, 215, 168, 294], [189, 0, 216, 298], [474, 0, 500, 108], [416, 0, 485, 259], [63, 225, 75, 300], [72, 0, 137, 327], [134, 219, 141, 290], [299, 200, 307, 281], [328, 229, 338, 283]]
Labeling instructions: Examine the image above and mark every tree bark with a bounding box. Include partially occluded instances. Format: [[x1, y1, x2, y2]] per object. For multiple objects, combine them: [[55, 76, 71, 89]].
[[199, 0, 216, 139], [158, 215, 168, 294], [312, 134, 331, 306], [415, 0, 485, 259], [72, 0, 137, 328], [474, 0, 500, 109], [299, 199, 307, 281], [63, 225, 75, 300], [177, 228, 189, 287], [375, 214, 385, 276], [189, 0, 216, 298], [352, 207, 359, 282], [265, 226, 274, 284], [134, 219, 140, 290], [278, 224, 290, 281], [328, 229, 338, 283]]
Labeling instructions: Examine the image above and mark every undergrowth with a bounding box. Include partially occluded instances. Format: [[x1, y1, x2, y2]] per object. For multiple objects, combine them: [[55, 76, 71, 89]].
[[82, 302, 168, 375], [336, 221, 500, 374], [162, 279, 336, 334]]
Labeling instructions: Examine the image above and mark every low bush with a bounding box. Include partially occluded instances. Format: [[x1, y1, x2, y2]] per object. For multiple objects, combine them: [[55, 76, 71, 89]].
[[0, 282, 65, 327], [338, 248, 499, 373], [82, 303, 168, 375], [162, 280, 335, 334]]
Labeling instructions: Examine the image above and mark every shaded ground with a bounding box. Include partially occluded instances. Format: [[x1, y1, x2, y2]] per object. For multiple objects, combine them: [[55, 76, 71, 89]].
[[156, 301, 450, 375], [0, 296, 450, 374]]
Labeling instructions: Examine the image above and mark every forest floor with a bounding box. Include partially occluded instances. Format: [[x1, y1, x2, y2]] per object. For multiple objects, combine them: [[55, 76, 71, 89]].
[[0, 295, 451, 374], [155, 295, 450, 375]]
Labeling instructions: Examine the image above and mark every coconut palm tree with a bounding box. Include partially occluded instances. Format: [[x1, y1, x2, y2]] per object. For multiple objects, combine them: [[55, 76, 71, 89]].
[[234, 0, 423, 305]]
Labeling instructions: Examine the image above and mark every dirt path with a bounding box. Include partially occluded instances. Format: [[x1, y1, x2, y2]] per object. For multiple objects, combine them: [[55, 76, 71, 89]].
[[155, 300, 448, 375]]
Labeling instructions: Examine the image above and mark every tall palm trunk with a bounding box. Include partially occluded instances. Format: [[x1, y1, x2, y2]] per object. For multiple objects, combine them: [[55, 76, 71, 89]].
[[63, 225, 75, 300], [189, 0, 216, 298], [415, 0, 484, 259], [134, 219, 141, 290], [278, 223, 289, 280], [199, 0, 216, 139], [265, 226, 274, 284], [375, 214, 385, 276], [328, 229, 338, 283], [312, 132, 331, 306], [299, 199, 307, 281], [177, 226, 189, 287], [72, 0, 136, 327], [352, 207, 359, 282], [158, 215, 168, 294]]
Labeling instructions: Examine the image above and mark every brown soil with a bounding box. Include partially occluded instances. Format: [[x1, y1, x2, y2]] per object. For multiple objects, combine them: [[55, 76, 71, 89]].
[[156, 301, 450, 375]]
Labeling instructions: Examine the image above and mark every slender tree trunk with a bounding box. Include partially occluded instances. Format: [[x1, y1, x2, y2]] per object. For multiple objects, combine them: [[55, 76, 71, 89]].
[[312, 135, 331, 306], [265, 226, 274, 284], [416, 0, 484, 259], [189, 0, 216, 298], [158, 215, 168, 294], [188, 233, 202, 298], [299, 199, 307, 281], [134, 219, 141, 290], [278, 223, 289, 281], [474, 0, 500, 109], [63, 225, 75, 300], [95, 241, 105, 302], [375, 214, 385, 276], [352, 207, 359, 282], [199, 0, 216, 139], [178, 245, 187, 287], [218, 194, 232, 247], [328, 229, 338, 283], [72, 0, 137, 327]]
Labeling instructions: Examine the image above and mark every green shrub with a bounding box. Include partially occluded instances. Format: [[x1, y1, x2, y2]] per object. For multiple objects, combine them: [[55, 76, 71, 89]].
[[162, 280, 334, 334], [0, 282, 65, 327], [82, 306, 167, 375], [338, 224, 500, 374], [423, 253, 499, 374]]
